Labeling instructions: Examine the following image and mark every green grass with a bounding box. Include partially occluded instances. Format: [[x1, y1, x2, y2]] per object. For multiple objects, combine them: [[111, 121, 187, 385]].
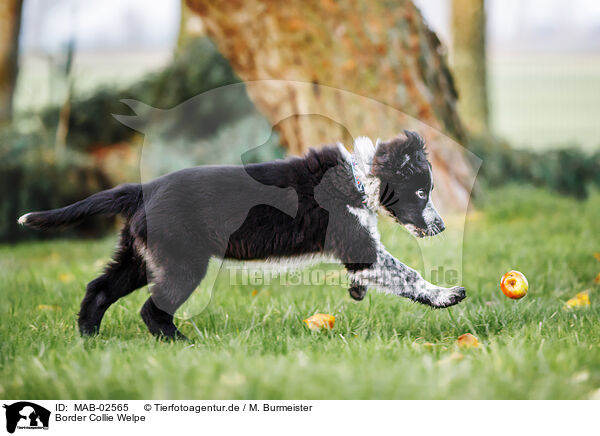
[[1, 186, 599, 399]]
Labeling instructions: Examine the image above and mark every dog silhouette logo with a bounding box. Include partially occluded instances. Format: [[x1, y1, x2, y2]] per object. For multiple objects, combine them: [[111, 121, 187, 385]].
[[3, 402, 50, 433]]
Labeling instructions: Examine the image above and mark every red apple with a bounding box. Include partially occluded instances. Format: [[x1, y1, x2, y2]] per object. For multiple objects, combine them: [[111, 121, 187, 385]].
[[500, 270, 528, 299]]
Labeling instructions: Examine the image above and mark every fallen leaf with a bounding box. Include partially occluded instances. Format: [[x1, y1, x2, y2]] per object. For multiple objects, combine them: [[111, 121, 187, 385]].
[[457, 333, 480, 348], [566, 291, 591, 308], [304, 313, 335, 331], [36, 304, 61, 311], [437, 352, 464, 365]]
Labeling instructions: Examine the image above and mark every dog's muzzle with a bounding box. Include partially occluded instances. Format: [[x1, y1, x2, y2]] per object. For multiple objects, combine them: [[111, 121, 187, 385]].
[[421, 200, 445, 237], [406, 221, 445, 238], [427, 217, 445, 236]]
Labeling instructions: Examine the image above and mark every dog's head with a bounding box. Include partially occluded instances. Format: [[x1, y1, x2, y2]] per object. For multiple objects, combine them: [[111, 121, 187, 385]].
[[355, 131, 445, 237]]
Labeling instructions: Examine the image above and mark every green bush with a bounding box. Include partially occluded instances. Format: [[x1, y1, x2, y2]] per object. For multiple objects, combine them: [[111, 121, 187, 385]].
[[469, 135, 600, 199], [4, 37, 284, 242], [0, 129, 115, 242], [40, 38, 256, 152]]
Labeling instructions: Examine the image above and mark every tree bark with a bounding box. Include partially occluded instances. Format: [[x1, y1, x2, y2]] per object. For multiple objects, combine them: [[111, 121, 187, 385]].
[[186, 0, 477, 211], [451, 0, 489, 135], [176, 0, 206, 55], [0, 0, 23, 124]]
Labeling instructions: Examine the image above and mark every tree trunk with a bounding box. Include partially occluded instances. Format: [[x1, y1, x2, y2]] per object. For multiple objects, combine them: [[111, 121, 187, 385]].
[[186, 0, 477, 211], [0, 0, 23, 124], [176, 0, 206, 55], [451, 0, 489, 135]]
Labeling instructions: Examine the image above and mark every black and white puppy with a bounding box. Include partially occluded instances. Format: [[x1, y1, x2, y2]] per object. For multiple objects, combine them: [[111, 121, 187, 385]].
[[19, 130, 465, 339]]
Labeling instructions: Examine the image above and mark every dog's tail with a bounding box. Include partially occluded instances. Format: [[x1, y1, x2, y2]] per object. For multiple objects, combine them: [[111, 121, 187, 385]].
[[18, 183, 142, 230]]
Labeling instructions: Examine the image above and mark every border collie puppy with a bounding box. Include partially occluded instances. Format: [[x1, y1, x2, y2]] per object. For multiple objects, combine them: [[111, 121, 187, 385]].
[[19, 130, 465, 339]]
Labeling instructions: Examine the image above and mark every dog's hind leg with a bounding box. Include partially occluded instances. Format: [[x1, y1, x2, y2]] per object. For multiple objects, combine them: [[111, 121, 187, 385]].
[[140, 256, 209, 340], [79, 226, 147, 336]]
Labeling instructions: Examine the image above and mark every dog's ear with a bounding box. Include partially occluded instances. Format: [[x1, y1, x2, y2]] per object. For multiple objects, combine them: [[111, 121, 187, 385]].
[[396, 131, 427, 178], [373, 131, 427, 179], [402, 130, 426, 154], [372, 140, 390, 165]]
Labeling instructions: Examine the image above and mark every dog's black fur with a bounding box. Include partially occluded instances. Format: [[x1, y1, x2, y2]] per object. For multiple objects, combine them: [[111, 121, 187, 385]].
[[19, 131, 465, 339]]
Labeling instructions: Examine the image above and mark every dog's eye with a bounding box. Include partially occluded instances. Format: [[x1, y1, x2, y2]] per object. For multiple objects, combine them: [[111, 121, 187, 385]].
[[416, 189, 427, 199]]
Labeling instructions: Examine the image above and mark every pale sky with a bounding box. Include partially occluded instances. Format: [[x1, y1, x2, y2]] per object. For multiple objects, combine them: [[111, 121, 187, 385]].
[[416, 0, 600, 52], [20, 0, 600, 54]]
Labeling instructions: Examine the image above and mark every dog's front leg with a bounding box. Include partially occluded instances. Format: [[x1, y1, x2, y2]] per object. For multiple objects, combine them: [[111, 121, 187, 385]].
[[348, 247, 466, 308], [348, 280, 368, 301]]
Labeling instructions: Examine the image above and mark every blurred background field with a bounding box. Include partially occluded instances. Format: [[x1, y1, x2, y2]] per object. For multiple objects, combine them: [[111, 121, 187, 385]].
[[16, 51, 600, 151], [15, 51, 600, 151], [12, 0, 600, 149], [489, 54, 600, 151]]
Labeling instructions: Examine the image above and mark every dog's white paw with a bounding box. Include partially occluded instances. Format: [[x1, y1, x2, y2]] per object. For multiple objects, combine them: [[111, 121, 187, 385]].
[[429, 286, 466, 308]]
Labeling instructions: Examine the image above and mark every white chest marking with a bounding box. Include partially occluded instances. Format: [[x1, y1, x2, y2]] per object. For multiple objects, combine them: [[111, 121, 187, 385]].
[[224, 254, 338, 273], [347, 205, 381, 242]]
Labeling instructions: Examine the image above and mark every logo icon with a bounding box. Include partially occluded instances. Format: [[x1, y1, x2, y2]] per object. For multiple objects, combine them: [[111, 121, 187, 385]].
[[3, 402, 50, 433]]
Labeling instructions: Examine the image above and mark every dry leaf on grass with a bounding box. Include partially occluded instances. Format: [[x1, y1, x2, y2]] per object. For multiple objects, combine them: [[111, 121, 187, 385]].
[[457, 333, 480, 348], [303, 314, 335, 331], [566, 291, 591, 308]]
